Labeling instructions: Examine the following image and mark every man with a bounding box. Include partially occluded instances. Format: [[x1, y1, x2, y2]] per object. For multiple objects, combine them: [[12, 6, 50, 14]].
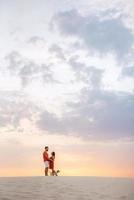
[[43, 146, 51, 176]]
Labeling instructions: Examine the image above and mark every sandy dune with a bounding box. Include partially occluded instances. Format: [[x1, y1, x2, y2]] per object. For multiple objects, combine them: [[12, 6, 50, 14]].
[[0, 177, 134, 200]]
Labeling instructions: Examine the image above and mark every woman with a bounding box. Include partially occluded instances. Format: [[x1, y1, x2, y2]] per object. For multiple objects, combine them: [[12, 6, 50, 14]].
[[49, 152, 59, 176]]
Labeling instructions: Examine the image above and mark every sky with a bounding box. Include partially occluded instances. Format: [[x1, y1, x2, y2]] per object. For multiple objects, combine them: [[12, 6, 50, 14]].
[[0, 0, 134, 177]]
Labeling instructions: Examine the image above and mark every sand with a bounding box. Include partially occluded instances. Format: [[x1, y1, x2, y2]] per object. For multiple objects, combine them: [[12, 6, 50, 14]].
[[0, 177, 134, 200]]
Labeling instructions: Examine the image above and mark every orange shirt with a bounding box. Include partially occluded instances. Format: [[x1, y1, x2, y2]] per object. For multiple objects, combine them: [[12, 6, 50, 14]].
[[43, 151, 49, 162]]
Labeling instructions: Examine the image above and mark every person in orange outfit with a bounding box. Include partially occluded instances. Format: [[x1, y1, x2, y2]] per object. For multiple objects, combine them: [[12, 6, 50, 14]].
[[43, 146, 52, 176]]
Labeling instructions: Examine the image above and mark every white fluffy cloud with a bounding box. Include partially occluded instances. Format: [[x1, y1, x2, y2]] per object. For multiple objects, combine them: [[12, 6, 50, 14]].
[[52, 9, 134, 62], [0, 0, 134, 143]]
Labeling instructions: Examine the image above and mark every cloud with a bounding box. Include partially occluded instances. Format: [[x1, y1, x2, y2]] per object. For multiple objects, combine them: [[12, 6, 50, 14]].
[[27, 36, 46, 45], [0, 91, 39, 130], [122, 66, 134, 77], [37, 109, 93, 136], [1, 3, 134, 143], [5, 51, 56, 87], [80, 89, 134, 139], [52, 9, 134, 60], [37, 87, 134, 141], [69, 56, 104, 88], [49, 44, 65, 60]]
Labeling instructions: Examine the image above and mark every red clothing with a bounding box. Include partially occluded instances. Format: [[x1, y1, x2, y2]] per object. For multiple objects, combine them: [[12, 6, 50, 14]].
[[43, 151, 49, 162], [49, 156, 54, 170]]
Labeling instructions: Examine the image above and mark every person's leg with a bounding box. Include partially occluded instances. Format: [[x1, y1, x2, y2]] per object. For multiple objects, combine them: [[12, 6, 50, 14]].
[[49, 169, 53, 176], [45, 167, 48, 176], [51, 170, 55, 176]]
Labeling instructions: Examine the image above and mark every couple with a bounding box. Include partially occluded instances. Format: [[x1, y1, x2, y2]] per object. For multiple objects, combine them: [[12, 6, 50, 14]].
[[43, 146, 59, 176]]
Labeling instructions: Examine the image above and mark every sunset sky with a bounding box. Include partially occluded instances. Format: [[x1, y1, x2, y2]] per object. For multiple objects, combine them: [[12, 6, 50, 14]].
[[0, 0, 134, 177]]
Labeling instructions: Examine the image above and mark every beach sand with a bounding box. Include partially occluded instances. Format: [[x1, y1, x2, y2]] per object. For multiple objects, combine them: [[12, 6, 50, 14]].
[[0, 177, 133, 200]]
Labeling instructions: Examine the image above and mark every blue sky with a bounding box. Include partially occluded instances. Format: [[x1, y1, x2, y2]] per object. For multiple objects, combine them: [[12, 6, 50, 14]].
[[0, 0, 134, 176]]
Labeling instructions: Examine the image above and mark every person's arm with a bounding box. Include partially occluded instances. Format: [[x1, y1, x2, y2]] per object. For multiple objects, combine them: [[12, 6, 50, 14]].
[[48, 156, 53, 162], [45, 152, 53, 161]]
